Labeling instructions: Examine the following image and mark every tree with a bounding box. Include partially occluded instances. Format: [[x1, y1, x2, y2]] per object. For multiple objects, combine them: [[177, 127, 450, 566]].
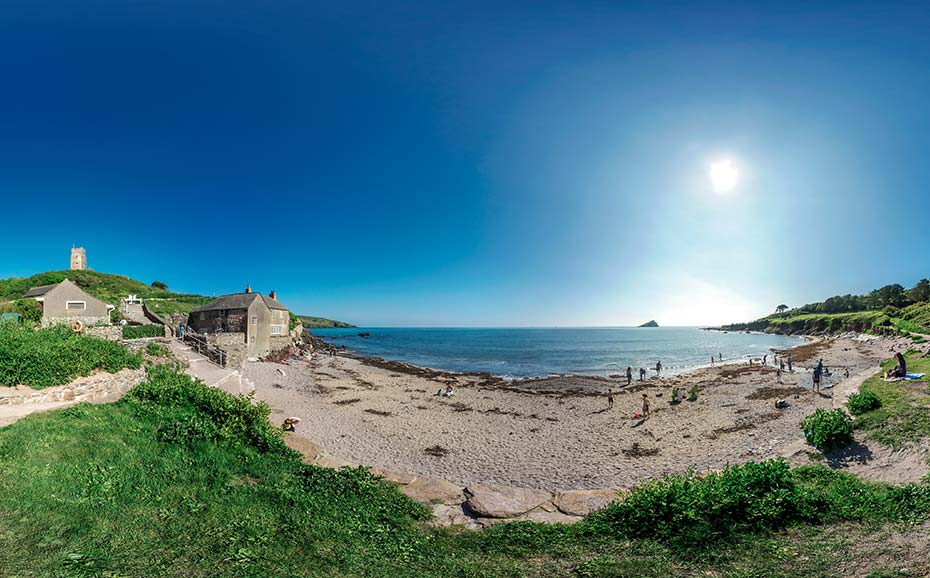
[[868, 284, 908, 309], [908, 279, 930, 303], [151, 281, 168, 290], [775, 304, 788, 314]]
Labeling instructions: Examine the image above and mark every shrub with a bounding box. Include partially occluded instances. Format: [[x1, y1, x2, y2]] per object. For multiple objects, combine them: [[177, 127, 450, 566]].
[[847, 391, 882, 415], [123, 324, 164, 339], [144, 342, 170, 357], [584, 459, 816, 544], [128, 365, 288, 453], [0, 325, 142, 388], [151, 280, 168, 290], [801, 409, 854, 450]]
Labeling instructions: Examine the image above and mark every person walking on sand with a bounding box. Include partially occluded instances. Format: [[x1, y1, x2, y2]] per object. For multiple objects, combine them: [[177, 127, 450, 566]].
[[641, 394, 651, 418], [639, 367, 646, 381], [607, 389, 614, 410], [626, 366, 633, 386]]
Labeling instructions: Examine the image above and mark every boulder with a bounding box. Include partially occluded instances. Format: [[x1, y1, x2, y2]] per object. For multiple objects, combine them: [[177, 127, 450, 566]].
[[372, 469, 418, 485], [519, 509, 583, 524], [465, 483, 552, 518], [553, 488, 625, 516], [429, 504, 481, 529], [400, 477, 465, 505]]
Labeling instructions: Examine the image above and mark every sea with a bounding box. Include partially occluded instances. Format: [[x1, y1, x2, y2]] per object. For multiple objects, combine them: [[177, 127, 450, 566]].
[[311, 327, 805, 378]]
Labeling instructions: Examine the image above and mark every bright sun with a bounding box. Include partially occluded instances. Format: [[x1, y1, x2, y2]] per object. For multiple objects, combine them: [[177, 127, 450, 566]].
[[708, 159, 738, 193]]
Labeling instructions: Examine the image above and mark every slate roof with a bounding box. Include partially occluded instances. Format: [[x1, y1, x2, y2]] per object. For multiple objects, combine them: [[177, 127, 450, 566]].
[[191, 293, 287, 313], [23, 283, 60, 298]]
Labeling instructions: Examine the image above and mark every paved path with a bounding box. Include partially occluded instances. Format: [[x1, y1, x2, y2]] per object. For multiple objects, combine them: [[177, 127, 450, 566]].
[[168, 340, 254, 396]]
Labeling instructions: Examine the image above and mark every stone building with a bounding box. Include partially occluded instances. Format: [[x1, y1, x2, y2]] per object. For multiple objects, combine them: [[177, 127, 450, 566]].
[[187, 286, 290, 358], [23, 279, 112, 327], [70, 247, 87, 270]]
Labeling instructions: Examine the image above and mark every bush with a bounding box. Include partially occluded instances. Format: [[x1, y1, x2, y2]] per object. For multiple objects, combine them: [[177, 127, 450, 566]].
[[123, 324, 164, 339], [144, 342, 170, 357], [151, 280, 168, 290], [801, 409, 854, 450], [847, 391, 882, 415], [0, 325, 142, 388], [584, 459, 817, 545]]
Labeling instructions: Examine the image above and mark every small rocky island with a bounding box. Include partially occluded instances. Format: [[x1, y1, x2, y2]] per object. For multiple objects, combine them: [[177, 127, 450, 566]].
[[638, 320, 659, 327]]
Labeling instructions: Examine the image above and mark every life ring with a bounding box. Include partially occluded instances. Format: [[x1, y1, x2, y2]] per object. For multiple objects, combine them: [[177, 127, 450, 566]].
[[71, 319, 84, 333]]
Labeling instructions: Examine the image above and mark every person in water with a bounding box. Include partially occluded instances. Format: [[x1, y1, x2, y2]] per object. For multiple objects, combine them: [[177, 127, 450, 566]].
[[655, 360, 662, 376], [889, 352, 907, 378], [639, 367, 646, 381]]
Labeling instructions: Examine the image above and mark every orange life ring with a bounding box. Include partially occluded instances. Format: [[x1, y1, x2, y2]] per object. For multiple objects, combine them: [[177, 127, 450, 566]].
[[71, 319, 84, 333]]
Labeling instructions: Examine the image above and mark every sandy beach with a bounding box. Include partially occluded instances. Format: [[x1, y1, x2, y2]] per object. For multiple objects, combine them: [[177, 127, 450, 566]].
[[241, 334, 928, 492]]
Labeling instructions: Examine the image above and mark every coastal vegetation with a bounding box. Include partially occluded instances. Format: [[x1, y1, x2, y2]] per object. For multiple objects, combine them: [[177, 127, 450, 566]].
[[0, 364, 928, 576], [721, 278, 930, 335], [801, 409, 854, 450], [0, 325, 141, 389], [0, 270, 355, 327], [122, 324, 165, 340], [852, 351, 930, 448]]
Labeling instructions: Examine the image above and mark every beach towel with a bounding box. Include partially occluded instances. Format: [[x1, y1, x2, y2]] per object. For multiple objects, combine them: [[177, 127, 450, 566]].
[[882, 373, 925, 382]]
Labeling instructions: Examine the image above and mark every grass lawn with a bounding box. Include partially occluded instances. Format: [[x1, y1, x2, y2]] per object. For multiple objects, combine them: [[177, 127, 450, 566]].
[[0, 366, 928, 576], [855, 351, 930, 447]]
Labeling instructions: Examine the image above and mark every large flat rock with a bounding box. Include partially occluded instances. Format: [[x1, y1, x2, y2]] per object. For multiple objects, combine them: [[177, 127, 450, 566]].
[[400, 476, 465, 505], [553, 488, 624, 517], [465, 483, 552, 518]]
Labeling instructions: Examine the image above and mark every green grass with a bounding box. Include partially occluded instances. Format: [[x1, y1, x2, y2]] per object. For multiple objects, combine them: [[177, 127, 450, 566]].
[[0, 325, 142, 389], [123, 324, 165, 340], [854, 352, 930, 447], [0, 366, 928, 576]]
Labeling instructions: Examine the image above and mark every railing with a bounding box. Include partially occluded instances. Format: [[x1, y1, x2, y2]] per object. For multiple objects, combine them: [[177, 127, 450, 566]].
[[182, 331, 228, 367]]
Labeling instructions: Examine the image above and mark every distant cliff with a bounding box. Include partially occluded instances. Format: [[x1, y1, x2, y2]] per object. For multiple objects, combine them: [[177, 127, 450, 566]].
[[638, 320, 659, 328], [298, 315, 355, 328]]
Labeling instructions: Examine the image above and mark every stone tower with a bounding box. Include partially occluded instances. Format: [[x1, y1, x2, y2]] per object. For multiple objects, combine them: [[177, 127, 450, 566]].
[[70, 247, 87, 270]]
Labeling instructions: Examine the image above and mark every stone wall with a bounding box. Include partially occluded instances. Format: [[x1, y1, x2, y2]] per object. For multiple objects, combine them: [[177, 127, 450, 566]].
[[0, 368, 146, 407], [269, 335, 293, 353], [86, 326, 122, 341], [212, 333, 248, 368]]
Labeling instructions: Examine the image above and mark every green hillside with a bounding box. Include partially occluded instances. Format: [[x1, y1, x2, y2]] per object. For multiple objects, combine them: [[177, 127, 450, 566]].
[[298, 315, 356, 328], [0, 270, 353, 324]]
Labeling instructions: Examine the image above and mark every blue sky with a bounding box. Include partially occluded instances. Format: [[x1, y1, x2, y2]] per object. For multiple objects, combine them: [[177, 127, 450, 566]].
[[1, 1, 929, 326]]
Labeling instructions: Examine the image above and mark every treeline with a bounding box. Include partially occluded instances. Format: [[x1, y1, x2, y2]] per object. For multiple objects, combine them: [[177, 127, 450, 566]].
[[791, 279, 929, 315]]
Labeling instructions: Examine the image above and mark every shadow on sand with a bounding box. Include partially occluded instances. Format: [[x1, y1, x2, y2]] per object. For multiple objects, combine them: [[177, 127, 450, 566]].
[[822, 441, 874, 469]]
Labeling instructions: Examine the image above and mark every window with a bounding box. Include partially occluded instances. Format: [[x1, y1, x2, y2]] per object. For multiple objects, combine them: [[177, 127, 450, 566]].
[[271, 326, 283, 335], [66, 301, 86, 311], [251, 316, 257, 325]]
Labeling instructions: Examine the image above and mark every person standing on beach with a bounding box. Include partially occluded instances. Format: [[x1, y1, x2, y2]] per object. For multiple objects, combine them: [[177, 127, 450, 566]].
[[655, 361, 662, 376], [626, 366, 633, 386], [763, 354, 768, 366], [642, 394, 651, 418], [607, 389, 614, 410], [787, 354, 793, 372], [710, 356, 715, 367], [812, 365, 822, 393], [639, 367, 646, 381]]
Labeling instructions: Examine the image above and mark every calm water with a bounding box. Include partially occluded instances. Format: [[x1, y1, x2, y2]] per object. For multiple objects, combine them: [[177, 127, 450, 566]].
[[312, 327, 804, 378]]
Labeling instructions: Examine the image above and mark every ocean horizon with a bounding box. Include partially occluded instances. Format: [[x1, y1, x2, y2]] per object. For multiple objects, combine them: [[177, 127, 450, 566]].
[[313, 326, 806, 378]]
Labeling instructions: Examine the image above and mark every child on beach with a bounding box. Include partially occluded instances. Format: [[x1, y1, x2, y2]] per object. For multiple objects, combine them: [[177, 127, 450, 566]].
[[641, 394, 651, 418], [607, 389, 614, 410]]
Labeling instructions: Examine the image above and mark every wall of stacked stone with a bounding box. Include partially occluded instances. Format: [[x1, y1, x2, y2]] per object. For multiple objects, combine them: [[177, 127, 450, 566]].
[[0, 368, 146, 407], [85, 326, 123, 341], [212, 333, 247, 368], [269, 335, 293, 353], [124, 337, 171, 352]]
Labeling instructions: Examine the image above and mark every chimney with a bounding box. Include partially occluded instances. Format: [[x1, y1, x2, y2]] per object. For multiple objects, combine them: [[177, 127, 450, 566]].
[[245, 284, 252, 294], [269, 290, 277, 300]]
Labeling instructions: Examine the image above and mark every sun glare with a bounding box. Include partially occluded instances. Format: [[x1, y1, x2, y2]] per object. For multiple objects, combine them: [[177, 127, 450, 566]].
[[708, 159, 738, 193]]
